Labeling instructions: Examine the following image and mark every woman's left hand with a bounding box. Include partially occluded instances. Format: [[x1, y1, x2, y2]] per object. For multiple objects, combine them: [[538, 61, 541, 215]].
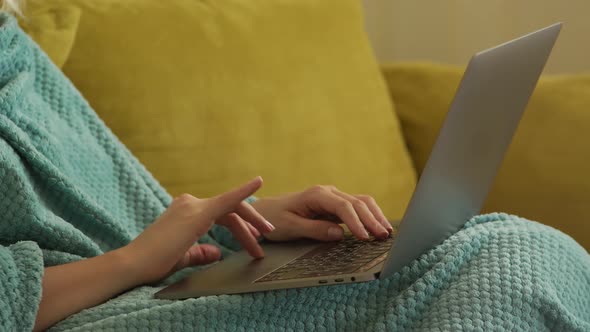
[[251, 185, 393, 242]]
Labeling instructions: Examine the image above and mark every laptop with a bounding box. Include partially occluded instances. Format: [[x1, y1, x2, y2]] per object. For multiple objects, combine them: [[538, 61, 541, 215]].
[[156, 23, 562, 299]]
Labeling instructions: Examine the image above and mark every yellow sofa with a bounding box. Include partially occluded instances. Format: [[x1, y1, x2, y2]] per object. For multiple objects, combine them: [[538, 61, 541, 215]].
[[20, 0, 589, 249]]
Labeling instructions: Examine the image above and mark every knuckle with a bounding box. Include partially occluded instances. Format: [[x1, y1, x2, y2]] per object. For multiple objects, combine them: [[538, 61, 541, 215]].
[[175, 193, 194, 202], [338, 200, 353, 212], [173, 194, 206, 217], [351, 199, 366, 209], [308, 184, 336, 194], [308, 185, 326, 194], [357, 194, 375, 204]]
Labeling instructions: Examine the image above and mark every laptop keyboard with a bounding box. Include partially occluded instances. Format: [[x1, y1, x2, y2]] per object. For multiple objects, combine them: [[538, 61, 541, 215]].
[[256, 235, 395, 282]]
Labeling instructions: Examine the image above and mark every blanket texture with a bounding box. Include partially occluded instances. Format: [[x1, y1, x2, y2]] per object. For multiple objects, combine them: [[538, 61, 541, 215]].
[[0, 13, 589, 331]]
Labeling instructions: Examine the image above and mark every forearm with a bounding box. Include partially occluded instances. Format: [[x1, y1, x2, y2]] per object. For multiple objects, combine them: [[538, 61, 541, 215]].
[[34, 248, 138, 331]]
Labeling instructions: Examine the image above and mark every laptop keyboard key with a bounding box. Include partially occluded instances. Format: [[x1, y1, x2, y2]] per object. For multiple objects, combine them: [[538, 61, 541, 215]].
[[255, 235, 395, 282]]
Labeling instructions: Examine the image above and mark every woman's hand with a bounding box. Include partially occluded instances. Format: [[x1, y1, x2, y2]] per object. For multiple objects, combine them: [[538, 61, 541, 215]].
[[35, 177, 272, 331], [121, 176, 273, 285], [251, 185, 392, 242]]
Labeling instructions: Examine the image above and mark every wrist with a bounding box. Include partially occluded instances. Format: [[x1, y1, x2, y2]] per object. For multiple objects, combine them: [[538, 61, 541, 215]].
[[107, 246, 146, 288]]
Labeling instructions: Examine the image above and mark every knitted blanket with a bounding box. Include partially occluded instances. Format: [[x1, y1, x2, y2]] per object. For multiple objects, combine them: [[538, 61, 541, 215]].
[[0, 13, 589, 331]]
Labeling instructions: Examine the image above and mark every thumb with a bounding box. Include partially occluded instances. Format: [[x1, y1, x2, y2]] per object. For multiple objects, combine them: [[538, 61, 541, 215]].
[[206, 176, 263, 219], [173, 244, 222, 272], [289, 213, 344, 242]]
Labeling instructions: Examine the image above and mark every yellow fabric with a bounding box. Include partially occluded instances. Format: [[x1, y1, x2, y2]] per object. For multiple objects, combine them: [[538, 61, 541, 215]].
[[18, 5, 80, 68], [382, 62, 590, 249], [20, 0, 417, 221]]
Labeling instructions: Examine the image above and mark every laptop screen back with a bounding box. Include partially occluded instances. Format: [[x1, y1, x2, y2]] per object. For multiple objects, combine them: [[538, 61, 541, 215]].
[[381, 23, 562, 278]]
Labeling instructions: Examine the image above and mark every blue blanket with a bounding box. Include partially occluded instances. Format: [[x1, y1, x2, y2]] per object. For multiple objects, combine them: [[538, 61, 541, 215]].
[[0, 13, 588, 331]]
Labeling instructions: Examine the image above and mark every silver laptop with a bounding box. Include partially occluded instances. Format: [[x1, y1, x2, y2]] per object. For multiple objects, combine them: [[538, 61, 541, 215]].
[[156, 23, 561, 299]]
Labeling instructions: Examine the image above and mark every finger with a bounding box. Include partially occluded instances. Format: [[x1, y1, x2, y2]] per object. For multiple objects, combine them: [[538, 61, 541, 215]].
[[174, 244, 221, 271], [235, 201, 275, 233], [218, 213, 265, 258], [287, 212, 344, 242], [305, 189, 369, 240], [355, 194, 393, 233], [207, 177, 263, 219], [217, 211, 265, 238], [332, 190, 389, 239], [246, 221, 261, 238]]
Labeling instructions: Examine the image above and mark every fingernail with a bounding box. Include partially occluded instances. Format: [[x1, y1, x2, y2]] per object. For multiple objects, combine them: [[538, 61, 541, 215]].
[[264, 219, 275, 231], [381, 225, 391, 237], [328, 227, 344, 241], [362, 230, 370, 240]]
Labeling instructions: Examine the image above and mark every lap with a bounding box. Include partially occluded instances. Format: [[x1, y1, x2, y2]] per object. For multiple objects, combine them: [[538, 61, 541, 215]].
[[52, 215, 590, 332]]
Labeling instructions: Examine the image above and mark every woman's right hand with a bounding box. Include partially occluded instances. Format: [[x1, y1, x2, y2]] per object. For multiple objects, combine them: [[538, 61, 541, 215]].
[[121, 176, 274, 285], [35, 178, 272, 331]]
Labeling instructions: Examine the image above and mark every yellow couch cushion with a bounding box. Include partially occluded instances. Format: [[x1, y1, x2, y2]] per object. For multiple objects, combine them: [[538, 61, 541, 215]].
[[382, 62, 590, 249], [21, 0, 417, 220], [18, 5, 80, 68]]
